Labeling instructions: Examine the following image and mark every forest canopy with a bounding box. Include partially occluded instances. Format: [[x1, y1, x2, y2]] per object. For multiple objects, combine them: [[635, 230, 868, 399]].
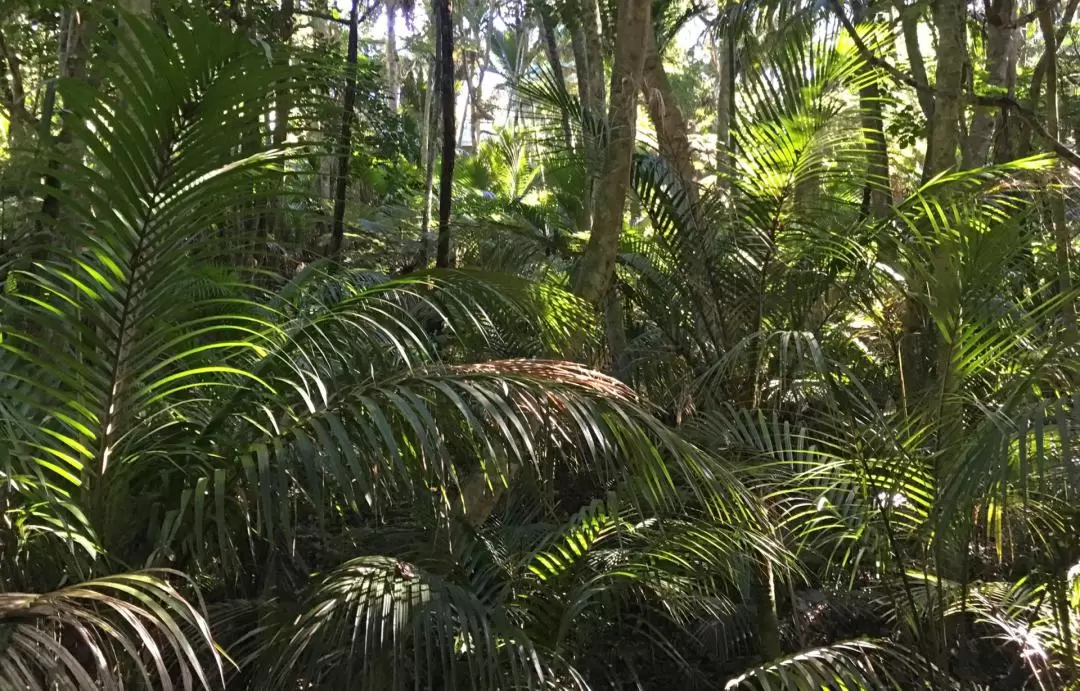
[[1, 0, 1079, 688]]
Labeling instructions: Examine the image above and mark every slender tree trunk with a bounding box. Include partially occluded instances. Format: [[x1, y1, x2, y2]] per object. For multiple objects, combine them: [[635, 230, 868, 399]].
[[963, 0, 1017, 168], [329, 0, 360, 256], [1021, 0, 1080, 158], [435, 0, 455, 268], [416, 59, 439, 269], [572, 0, 650, 304], [541, 9, 574, 152], [753, 563, 782, 661], [385, 0, 400, 112], [582, 0, 606, 116], [850, 7, 891, 215], [1038, 0, 1075, 327], [267, 0, 294, 250], [894, 0, 935, 120], [712, 24, 734, 178], [924, 0, 967, 177], [563, 7, 597, 231]]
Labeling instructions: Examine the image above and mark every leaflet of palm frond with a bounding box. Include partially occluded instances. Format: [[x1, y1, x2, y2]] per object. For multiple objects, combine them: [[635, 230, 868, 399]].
[[0, 571, 221, 690], [514, 66, 605, 166], [722, 638, 931, 690]]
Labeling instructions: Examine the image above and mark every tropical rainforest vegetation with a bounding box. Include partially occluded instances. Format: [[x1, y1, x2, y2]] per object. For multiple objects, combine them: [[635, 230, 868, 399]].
[[1, 0, 1079, 687]]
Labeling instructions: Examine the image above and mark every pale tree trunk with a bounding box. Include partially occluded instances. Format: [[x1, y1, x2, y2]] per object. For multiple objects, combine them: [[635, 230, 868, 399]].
[[435, 0, 456, 268], [572, 0, 650, 305], [925, 0, 967, 177], [420, 59, 438, 259], [1021, 0, 1080, 158], [894, 0, 935, 120], [1038, 0, 1075, 327], [385, 0, 400, 112], [963, 0, 1018, 168], [582, 0, 606, 117]]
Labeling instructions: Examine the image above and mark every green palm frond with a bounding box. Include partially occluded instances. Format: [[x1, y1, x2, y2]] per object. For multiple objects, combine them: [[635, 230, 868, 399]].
[[723, 638, 929, 690], [0, 570, 220, 690]]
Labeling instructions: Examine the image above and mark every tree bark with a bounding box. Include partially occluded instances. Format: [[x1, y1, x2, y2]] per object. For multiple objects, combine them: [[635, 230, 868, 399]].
[[420, 58, 438, 262], [434, 0, 456, 268], [572, 0, 650, 304], [582, 0, 607, 117], [924, 0, 967, 177], [894, 0, 935, 120], [851, 7, 891, 215], [641, 26, 696, 197], [1038, 0, 1075, 327], [963, 0, 1017, 168], [329, 0, 360, 256], [711, 23, 734, 178], [385, 0, 400, 112]]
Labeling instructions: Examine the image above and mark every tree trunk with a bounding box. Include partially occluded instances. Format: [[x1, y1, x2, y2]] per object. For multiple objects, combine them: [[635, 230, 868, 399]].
[[385, 0, 400, 112], [419, 59, 438, 263], [541, 8, 574, 152], [572, 0, 650, 304], [329, 0, 360, 256], [641, 26, 696, 197], [712, 24, 734, 178], [924, 0, 967, 177], [860, 75, 892, 216], [963, 0, 1017, 168], [434, 0, 456, 268], [582, 0, 606, 117], [851, 6, 891, 215], [1038, 0, 1075, 327], [894, 0, 935, 120]]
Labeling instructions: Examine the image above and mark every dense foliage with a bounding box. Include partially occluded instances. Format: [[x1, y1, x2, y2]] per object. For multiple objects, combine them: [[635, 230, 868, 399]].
[[1, 0, 1079, 688]]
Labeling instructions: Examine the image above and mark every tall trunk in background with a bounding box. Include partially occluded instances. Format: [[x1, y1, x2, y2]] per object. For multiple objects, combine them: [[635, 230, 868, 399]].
[[894, 0, 934, 120], [572, 0, 650, 304], [562, 4, 598, 231], [39, 4, 95, 228], [385, 0, 400, 112], [434, 0, 456, 268], [267, 0, 294, 249], [541, 8, 574, 152], [712, 24, 734, 179], [329, 0, 360, 256], [860, 75, 892, 215], [851, 8, 891, 216], [641, 22, 725, 350], [641, 26, 696, 198], [274, 0, 295, 147], [1038, 0, 1075, 327], [924, 0, 966, 177], [582, 0, 607, 117], [1020, 0, 1080, 158], [420, 59, 438, 261], [963, 0, 1017, 168]]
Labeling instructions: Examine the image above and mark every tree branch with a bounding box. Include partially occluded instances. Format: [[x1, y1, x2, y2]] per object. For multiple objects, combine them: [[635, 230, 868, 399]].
[[829, 0, 1080, 170]]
